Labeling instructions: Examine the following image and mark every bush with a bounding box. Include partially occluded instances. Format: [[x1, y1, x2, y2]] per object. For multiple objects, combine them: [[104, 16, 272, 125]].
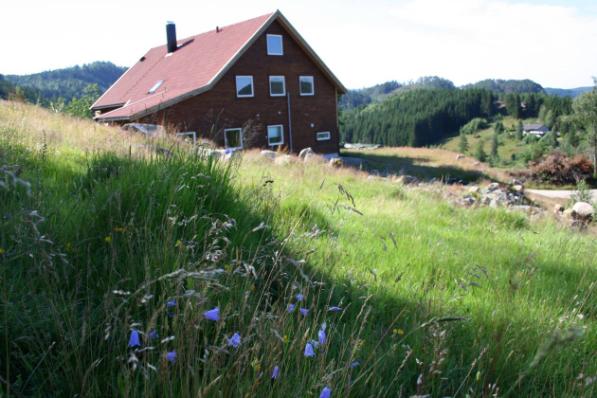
[[459, 117, 488, 135], [529, 151, 594, 185]]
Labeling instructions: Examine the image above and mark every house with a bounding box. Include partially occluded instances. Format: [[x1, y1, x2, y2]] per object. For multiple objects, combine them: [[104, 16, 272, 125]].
[[91, 10, 347, 154], [522, 123, 549, 137]]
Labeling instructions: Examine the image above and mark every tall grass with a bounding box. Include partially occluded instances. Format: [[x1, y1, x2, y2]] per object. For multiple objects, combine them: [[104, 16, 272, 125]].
[[1, 101, 596, 396]]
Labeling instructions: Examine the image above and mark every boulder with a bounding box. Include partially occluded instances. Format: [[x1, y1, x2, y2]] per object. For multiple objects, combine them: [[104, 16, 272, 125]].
[[563, 208, 575, 218], [468, 185, 480, 194], [553, 204, 564, 214], [487, 182, 500, 192], [260, 150, 277, 161], [511, 184, 524, 193], [572, 202, 594, 219], [298, 147, 314, 160], [456, 154, 464, 160], [329, 157, 343, 168]]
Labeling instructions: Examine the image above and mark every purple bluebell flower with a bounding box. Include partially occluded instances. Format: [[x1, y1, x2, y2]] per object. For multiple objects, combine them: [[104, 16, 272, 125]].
[[203, 307, 220, 321], [299, 308, 309, 317], [148, 329, 159, 341], [318, 329, 327, 345], [166, 350, 177, 363], [227, 332, 241, 349], [328, 306, 342, 312], [271, 365, 280, 380], [320, 386, 332, 398], [287, 303, 296, 313], [128, 329, 141, 348], [350, 360, 361, 368], [166, 299, 177, 308], [304, 342, 316, 357], [295, 293, 304, 302]]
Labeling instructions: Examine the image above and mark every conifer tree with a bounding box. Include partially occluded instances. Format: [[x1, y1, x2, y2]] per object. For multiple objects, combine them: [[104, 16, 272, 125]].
[[516, 120, 524, 140], [475, 140, 487, 162], [458, 132, 469, 153]]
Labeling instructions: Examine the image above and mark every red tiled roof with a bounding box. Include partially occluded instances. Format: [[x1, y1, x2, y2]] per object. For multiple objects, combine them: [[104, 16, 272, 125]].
[[93, 11, 346, 121]]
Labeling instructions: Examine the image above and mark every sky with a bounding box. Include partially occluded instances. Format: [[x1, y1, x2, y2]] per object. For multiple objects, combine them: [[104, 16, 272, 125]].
[[2, 0, 597, 89]]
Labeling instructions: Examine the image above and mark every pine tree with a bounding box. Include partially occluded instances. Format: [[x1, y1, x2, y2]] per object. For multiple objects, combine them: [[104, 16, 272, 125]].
[[516, 120, 524, 140], [458, 132, 469, 153], [475, 140, 487, 162], [490, 131, 499, 158]]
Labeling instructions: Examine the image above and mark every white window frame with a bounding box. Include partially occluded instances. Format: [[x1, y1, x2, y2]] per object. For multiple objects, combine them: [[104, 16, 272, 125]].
[[235, 75, 254, 98], [266, 34, 284, 56], [148, 80, 164, 94], [299, 76, 315, 96], [269, 75, 286, 97], [176, 131, 197, 145], [267, 124, 284, 146], [224, 128, 243, 149], [315, 131, 331, 141]]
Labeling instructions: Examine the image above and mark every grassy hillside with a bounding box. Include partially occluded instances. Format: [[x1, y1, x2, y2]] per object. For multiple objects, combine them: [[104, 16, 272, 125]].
[[1, 101, 596, 397]]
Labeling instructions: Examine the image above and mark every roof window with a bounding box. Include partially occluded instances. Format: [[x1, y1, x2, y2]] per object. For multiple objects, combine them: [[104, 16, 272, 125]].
[[148, 80, 164, 94]]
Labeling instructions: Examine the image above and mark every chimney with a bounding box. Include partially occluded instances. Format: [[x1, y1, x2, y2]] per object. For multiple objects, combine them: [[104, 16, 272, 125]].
[[166, 21, 177, 53]]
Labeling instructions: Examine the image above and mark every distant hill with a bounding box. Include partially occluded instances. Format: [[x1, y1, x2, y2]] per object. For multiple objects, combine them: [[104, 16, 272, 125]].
[[544, 86, 593, 97], [5, 61, 126, 101], [462, 79, 545, 94]]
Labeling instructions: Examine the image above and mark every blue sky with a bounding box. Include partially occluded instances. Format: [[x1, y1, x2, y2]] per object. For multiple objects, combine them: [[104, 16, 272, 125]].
[[2, 0, 596, 88]]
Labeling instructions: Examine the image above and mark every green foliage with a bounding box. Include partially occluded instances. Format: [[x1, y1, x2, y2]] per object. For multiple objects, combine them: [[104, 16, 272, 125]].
[[474, 139, 487, 162], [516, 120, 524, 140], [490, 130, 499, 158], [572, 81, 597, 176], [341, 88, 496, 146], [459, 117, 488, 135], [63, 84, 101, 118], [463, 78, 544, 94], [458, 131, 469, 153], [494, 120, 505, 135]]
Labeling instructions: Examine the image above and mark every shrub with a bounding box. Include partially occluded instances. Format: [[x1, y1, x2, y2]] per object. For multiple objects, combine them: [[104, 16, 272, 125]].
[[459, 117, 488, 135], [529, 151, 594, 185]]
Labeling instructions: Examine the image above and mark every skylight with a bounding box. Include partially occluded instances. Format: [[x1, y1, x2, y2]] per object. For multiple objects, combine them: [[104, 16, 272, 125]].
[[148, 80, 164, 94]]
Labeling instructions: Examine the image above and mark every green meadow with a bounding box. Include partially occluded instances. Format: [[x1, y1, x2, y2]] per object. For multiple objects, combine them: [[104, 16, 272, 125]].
[[1, 101, 595, 397]]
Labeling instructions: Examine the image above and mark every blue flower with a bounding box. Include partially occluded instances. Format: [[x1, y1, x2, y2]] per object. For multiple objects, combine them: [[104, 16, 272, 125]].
[[203, 307, 220, 321], [148, 329, 159, 341], [350, 360, 361, 368], [128, 329, 141, 348], [299, 308, 309, 317], [287, 303, 296, 313], [271, 365, 280, 380], [328, 306, 342, 312], [295, 293, 304, 302], [320, 386, 332, 398], [227, 332, 241, 349], [166, 350, 177, 363], [304, 342, 316, 357], [166, 299, 177, 308], [318, 329, 327, 345]]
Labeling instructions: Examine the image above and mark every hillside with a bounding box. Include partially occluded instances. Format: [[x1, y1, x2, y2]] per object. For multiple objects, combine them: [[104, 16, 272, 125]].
[[5, 61, 126, 101], [545, 86, 593, 97], [1, 100, 595, 396], [462, 79, 545, 94]]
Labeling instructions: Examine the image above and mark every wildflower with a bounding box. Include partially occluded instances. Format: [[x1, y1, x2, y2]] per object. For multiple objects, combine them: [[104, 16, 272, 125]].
[[320, 386, 332, 398], [166, 299, 177, 308], [299, 308, 309, 317], [203, 307, 220, 321], [271, 365, 280, 380], [104, 235, 112, 243], [148, 329, 159, 340], [287, 303, 296, 313], [166, 350, 177, 363], [318, 329, 327, 345], [227, 332, 241, 349], [113, 226, 126, 233], [328, 306, 342, 312], [304, 342, 316, 357], [0, 247, 4, 255], [283, 335, 289, 344], [350, 360, 361, 368], [128, 329, 141, 348], [295, 293, 304, 302], [392, 328, 405, 336]]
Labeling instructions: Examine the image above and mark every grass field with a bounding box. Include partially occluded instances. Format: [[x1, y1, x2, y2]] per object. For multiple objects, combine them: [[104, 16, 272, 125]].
[[1, 101, 596, 397]]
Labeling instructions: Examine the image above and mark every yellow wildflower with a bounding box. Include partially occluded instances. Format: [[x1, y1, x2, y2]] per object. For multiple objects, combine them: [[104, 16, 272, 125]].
[[0, 247, 5, 255], [393, 328, 405, 336], [104, 236, 112, 244]]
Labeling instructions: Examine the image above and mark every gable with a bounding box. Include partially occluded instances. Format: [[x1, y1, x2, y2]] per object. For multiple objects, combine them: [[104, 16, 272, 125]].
[[93, 11, 346, 122]]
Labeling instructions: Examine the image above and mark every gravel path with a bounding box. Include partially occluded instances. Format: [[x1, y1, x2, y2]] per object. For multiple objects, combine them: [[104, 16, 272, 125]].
[[526, 189, 597, 201]]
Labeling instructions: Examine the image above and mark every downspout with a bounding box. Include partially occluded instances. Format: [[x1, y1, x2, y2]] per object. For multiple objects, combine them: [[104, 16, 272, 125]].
[[287, 92, 294, 152]]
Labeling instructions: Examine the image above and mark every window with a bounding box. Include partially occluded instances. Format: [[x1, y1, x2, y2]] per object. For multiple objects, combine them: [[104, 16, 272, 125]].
[[176, 131, 197, 145], [299, 76, 314, 96], [316, 131, 331, 141], [266, 34, 283, 55], [267, 125, 284, 146], [148, 80, 164, 94], [224, 128, 243, 149], [269, 76, 286, 97], [235, 76, 254, 98]]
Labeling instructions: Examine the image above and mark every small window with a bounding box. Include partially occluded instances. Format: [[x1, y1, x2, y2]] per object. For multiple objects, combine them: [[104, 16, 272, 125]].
[[299, 76, 314, 96], [269, 76, 286, 97], [224, 128, 243, 149], [316, 131, 331, 141], [176, 131, 197, 145], [267, 125, 284, 146], [148, 80, 164, 94], [235, 76, 254, 98], [266, 34, 283, 55]]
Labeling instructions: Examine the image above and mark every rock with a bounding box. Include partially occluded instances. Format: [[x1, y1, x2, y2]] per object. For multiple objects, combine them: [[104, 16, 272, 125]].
[[511, 184, 524, 193], [468, 185, 480, 194], [298, 147, 314, 160], [329, 157, 343, 168], [572, 202, 594, 219], [274, 154, 292, 166], [511, 178, 524, 186], [462, 195, 476, 207], [553, 204, 564, 214], [456, 154, 464, 160], [563, 208, 575, 218], [260, 150, 277, 161], [487, 182, 500, 192]]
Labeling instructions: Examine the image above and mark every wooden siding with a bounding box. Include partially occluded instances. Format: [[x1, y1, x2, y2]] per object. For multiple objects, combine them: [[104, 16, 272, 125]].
[[138, 21, 340, 154]]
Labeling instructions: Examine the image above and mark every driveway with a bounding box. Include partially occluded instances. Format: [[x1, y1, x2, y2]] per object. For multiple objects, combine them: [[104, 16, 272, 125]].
[[526, 189, 597, 201]]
